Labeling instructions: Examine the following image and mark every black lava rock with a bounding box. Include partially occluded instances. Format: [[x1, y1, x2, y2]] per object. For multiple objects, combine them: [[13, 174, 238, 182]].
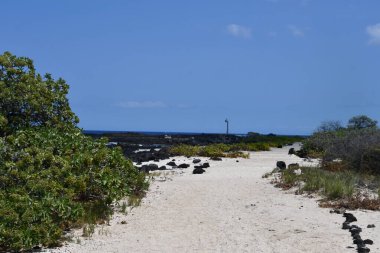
[[138, 163, 159, 173], [363, 239, 373, 245], [276, 161, 286, 170], [353, 238, 364, 246], [167, 161, 177, 166], [367, 224, 375, 228], [344, 213, 357, 223], [342, 222, 351, 230], [357, 247, 370, 253], [288, 148, 296, 155], [193, 159, 201, 164], [126, 147, 171, 163], [193, 167, 205, 174], [202, 162, 210, 168], [210, 157, 222, 161], [178, 163, 190, 169]]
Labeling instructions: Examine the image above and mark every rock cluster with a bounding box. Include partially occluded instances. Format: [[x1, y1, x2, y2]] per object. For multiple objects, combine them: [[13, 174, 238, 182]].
[[128, 148, 171, 163], [340, 212, 373, 253], [137, 164, 167, 173]]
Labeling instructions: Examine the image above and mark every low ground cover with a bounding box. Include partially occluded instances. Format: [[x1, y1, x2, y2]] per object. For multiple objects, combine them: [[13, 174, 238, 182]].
[[269, 166, 380, 210], [168, 143, 272, 158]]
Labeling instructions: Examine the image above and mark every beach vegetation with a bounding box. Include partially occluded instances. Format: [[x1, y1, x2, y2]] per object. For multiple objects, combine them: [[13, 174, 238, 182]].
[[272, 166, 375, 202], [169, 142, 273, 158], [0, 51, 79, 136], [300, 115, 380, 175], [0, 52, 148, 251]]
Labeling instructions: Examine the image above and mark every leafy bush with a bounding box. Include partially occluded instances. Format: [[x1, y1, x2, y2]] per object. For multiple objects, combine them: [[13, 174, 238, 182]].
[[0, 128, 148, 251], [0, 52, 79, 136], [169, 142, 271, 158], [347, 115, 377, 130], [360, 148, 380, 174], [169, 145, 201, 157], [0, 52, 148, 251], [301, 116, 380, 174], [244, 134, 304, 146]]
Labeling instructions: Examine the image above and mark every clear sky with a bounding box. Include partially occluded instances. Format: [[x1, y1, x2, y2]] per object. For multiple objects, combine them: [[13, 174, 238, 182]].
[[2, 0, 380, 135]]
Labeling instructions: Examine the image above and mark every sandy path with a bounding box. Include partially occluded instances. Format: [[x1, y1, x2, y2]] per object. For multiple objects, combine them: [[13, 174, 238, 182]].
[[51, 145, 379, 253]]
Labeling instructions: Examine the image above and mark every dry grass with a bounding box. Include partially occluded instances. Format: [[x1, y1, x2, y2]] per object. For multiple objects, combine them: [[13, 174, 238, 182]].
[[319, 195, 380, 210]]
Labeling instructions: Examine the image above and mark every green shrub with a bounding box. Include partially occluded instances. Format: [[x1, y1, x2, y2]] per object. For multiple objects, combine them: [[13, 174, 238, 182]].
[[300, 168, 355, 199], [300, 116, 380, 174], [301, 169, 325, 192], [360, 148, 380, 174], [199, 145, 226, 158], [169, 145, 201, 157], [0, 52, 79, 136], [282, 168, 300, 187], [169, 142, 271, 158], [0, 52, 149, 251], [0, 128, 148, 251]]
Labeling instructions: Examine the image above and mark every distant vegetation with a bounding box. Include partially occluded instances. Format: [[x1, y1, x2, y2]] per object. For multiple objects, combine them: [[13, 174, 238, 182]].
[[271, 115, 380, 210], [301, 115, 380, 174], [0, 52, 148, 251], [169, 135, 304, 158]]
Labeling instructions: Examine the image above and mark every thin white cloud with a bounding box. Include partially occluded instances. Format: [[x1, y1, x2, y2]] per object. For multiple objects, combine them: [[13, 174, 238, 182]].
[[226, 24, 252, 38], [367, 23, 380, 45], [117, 101, 167, 109], [288, 25, 305, 37]]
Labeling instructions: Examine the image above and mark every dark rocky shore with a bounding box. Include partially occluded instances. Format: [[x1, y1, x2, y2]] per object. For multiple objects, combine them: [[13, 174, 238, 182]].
[[87, 131, 244, 146], [86, 132, 244, 162]]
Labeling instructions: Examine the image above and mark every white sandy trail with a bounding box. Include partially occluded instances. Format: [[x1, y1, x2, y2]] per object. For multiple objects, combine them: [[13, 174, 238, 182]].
[[50, 145, 380, 253]]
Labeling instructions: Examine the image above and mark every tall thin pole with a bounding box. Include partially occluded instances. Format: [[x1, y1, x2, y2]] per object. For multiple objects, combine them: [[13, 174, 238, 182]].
[[225, 119, 229, 135]]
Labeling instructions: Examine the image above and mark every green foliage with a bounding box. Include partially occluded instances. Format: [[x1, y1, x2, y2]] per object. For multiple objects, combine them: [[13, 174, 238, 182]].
[[301, 115, 380, 174], [360, 148, 380, 174], [0, 52, 149, 251], [244, 134, 304, 146], [169, 145, 201, 157], [276, 167, 356, 200], [347, 115, 378, 130], [169, 142, 272, 158], [0, 128, 148, 251], [0, 52, 79, 136], [301, 168, 355, 199]]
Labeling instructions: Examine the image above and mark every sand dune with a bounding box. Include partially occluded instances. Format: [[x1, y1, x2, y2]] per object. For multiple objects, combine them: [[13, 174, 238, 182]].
[[50, 145, 379, 253]]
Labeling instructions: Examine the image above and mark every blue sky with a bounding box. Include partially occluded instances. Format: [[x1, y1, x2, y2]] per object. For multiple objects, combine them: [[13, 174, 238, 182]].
[[1, 0, 380, 134]]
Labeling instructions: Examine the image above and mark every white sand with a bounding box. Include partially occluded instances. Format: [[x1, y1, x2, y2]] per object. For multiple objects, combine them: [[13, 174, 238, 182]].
[[50, 144, 380, 253]]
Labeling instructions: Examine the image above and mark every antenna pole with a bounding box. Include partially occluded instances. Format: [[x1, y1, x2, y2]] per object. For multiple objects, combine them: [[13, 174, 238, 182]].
[[225, 119, 229, 135]]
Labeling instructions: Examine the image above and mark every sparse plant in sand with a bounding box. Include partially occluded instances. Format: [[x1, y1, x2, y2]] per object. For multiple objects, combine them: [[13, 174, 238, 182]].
[[82, 224, 95, 238], [269, 166, 380, 210], [121, 202, 128, 214]]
